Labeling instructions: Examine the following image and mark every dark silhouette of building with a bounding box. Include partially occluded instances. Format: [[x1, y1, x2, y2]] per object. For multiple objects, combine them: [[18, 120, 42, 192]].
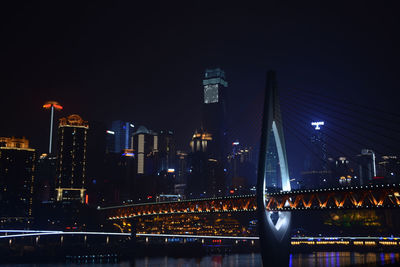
[[187, 129, 225, 198], [35, 153, 57, 202], [175, 150, 188, 195], [228, 143, 256, 194], [357, 149, 377, 185], [302, 121, 331, 188], [158, 130, 176, 172], [377, 155, 400, 183], [86, 121, 107, 205], [334, 156, 354, 186], [55, 114, 89, 203], [0, 137, 36, 227], [100, 152, 135, 204]]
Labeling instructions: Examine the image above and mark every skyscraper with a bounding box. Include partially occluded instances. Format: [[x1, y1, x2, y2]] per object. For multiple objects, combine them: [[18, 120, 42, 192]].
[[302, 121, 331, 188], [55, 114, 89, 203], [0, 137, 36, 227], [202, 68, 228, 162], [106, 120, 135, 153], [132, 125, 158, 175], [158, 130, 176, 172], [357, 149, 377, 185]]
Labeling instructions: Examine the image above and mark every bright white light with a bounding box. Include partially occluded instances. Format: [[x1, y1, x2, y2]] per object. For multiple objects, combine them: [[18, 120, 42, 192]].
[[0, 231, 130, 239], [106, 130, 115, 135], [130, 124, 135, 128], [232, 142, 239, 145], [136, 233, 259, 240], [167, 168, 175, 173], [311, 121, 324, 130]]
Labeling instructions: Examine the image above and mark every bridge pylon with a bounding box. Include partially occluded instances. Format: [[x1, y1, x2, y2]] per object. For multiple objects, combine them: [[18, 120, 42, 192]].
[[257, 71, 291, 266]]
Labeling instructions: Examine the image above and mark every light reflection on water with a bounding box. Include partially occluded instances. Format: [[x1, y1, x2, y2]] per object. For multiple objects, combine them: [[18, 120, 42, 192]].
[[0, 252, 399, 267], [132, 252, 400, 267]]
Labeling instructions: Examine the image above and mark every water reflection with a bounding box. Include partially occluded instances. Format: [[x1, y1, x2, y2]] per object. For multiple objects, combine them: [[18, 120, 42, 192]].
[[132, 252, 400, 267], [0, 252, 399, 267], [290, 252, 400, 267]]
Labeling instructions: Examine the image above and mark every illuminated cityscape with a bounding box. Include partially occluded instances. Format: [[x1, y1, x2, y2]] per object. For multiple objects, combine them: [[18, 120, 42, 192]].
[[1, 2, 400, 266]]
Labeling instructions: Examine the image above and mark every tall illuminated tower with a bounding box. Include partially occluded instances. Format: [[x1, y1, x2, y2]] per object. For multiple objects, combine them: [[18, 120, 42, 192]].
[[202, 68, 228, 162], [43, 101, 63, 154], [55, 114, 89, 203]]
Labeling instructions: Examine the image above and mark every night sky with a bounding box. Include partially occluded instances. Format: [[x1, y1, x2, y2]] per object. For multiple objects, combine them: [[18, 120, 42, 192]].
[[1, 2, 400, 177]]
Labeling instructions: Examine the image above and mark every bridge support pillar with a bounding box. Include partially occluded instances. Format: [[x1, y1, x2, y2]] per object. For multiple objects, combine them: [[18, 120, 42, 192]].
[[257, 71, 292, 266]]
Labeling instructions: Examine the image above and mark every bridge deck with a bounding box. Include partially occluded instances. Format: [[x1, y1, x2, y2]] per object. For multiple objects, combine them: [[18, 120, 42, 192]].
[[101, 184, 400, 220]]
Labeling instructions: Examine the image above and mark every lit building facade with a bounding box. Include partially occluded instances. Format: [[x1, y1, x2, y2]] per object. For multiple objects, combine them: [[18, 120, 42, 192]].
[[202, 68, 228, 162], [106, 120, 135, 153], [0, 137, 36, 226], [55, 114, 89, 203], [189, 130, 212, 153], [132, 125, 158, 175]]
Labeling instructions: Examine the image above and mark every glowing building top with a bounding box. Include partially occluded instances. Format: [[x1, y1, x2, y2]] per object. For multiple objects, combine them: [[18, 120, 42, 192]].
[[203, 68, 228, 104], [59, 114, 89, 128], [0, 137, 34, 151], [190, 129, 213, 152], [311, 121, 324, 130]]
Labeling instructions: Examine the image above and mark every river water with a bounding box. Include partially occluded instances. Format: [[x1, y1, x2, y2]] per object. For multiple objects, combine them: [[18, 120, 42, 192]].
[[1, 252, 399, 266]]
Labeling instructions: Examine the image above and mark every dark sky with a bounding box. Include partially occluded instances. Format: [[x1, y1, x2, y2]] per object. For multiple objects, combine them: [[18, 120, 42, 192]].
[[1, 1, 400, 177]]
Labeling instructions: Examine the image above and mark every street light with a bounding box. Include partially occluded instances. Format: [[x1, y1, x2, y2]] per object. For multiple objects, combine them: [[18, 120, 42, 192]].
[[43, 101, 63, 154]]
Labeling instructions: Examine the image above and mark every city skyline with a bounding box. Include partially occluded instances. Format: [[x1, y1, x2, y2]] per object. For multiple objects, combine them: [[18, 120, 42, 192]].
[[1, 2, 400, 264], [1, 2, 400, 163]]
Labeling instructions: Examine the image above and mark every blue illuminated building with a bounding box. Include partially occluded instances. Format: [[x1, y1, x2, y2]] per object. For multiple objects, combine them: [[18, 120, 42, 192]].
[[106, 120, 135, 153]]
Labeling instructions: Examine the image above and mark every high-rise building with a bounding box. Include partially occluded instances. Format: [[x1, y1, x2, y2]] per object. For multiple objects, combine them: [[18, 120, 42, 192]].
[[189, 129, 212, 153], [55, 114, 89, 203], [0, 137, 36, 227], [132, 126, 158, 175], [36, 153, 57, 202], [106, 120, 135, 153], [202, 68, 228, 162], [302, 121, 331, 188], [228, 142, 256, 194], [187, 129, 225, 198], [158, 130, 176, 172], [357, 149, 376, 185], [334, 157, 354, 186], [176, 150, 188, 190]]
